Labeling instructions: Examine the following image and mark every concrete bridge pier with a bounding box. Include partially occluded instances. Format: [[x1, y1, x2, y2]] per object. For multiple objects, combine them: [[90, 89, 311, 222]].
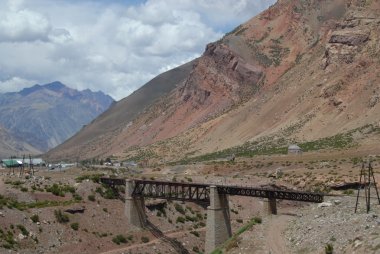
[[267, 197, 277, 215], [125, 179, 147, 229], [205, 185, 232, 253]]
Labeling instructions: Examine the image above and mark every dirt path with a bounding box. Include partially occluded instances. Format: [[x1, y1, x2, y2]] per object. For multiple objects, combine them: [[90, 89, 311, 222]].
[[263, 214, 292, 254], [101, 227, 206, 254]]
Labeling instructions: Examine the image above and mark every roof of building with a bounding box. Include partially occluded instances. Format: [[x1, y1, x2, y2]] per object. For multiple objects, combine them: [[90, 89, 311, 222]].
[[288, 144, 301, 150], [1, 159, 23, 167], [13, 158, 45, 164]]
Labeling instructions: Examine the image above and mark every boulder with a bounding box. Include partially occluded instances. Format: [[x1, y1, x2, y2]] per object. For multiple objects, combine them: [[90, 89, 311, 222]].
[[318, 202, 332, 208]]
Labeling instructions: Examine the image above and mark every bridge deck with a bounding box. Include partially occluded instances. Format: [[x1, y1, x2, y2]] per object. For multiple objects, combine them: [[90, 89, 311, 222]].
[[100, 178, 323, 203]]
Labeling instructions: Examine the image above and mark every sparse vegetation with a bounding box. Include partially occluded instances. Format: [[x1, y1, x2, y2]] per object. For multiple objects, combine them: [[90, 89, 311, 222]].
[[75, 174, 104, 183], [45, 183, 75, 197], [0, 230, 17, 249], [343, 189, 354, 195], [211, 217, 260, 254], [112, 234, 127, 245], [0, 194, 79, 210], [170, 124, 379, 165]]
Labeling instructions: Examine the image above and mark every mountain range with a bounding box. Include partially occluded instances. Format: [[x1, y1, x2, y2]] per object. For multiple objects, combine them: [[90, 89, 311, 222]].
[[46, 0, 380, 163], [0, 81, 114, 157]]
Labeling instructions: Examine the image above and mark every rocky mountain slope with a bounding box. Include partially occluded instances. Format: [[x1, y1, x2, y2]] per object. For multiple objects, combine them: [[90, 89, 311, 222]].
[[46, 0, 380, 163], [0, 125, 42, 158], [0, 82, 114, 153]]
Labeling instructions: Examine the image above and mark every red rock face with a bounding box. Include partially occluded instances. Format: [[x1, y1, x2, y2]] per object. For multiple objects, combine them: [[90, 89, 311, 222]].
[[180, 43, 263, 109]]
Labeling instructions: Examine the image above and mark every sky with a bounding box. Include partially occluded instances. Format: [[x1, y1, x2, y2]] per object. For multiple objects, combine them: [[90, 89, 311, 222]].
[[0, 0, 275, 100]]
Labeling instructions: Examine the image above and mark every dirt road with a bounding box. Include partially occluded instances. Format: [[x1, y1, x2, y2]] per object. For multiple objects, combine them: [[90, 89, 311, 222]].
[[263, 214, 292, 254]]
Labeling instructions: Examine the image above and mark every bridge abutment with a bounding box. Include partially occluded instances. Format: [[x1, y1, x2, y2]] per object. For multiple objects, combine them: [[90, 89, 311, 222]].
[[205, 186, 232, 253], [125, 180, 147, 229]]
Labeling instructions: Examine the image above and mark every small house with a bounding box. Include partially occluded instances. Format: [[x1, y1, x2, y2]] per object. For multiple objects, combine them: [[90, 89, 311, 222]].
[[288, 144, 302, 154]]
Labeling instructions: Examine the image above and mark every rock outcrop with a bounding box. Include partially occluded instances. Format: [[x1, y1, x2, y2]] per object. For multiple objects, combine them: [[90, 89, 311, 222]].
[[329, 29, 370, 46]]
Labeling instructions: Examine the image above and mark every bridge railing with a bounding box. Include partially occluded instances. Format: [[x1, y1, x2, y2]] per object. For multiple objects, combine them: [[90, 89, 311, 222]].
[[217, 186, 323, 203], [133, 180, 210, 203], [100, 178, 323, 203]]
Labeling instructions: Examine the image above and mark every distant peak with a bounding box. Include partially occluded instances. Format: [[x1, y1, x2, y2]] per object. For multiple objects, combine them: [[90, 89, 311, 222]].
[[44, 81, 67, 91]]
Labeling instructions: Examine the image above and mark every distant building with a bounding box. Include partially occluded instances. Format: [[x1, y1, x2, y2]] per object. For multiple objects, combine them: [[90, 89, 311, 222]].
[[14, 158, 46, 167], [1, 159, 22, 168], [1, 158, 45, 168], [288, 144, 302, 154]]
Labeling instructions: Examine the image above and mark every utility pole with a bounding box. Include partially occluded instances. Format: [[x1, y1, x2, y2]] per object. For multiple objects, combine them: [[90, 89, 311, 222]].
[[355, 159, 380, 213]]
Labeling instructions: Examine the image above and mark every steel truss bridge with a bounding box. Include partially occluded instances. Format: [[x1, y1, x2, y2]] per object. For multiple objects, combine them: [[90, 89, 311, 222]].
[[100, 178, 324, 204]]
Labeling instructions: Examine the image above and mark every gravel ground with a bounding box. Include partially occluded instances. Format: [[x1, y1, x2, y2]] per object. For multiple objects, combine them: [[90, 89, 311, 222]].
[[285, 194, 380, 254]]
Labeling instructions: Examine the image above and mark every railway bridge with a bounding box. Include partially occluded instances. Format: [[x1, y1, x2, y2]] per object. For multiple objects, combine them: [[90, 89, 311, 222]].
[[100, 178, 323, 253]]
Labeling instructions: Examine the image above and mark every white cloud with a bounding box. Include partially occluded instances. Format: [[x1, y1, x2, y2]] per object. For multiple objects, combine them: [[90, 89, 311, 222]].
[[0, 1, 51, 42], [0, 77, 37, 93], [0, 0, 275, 100]]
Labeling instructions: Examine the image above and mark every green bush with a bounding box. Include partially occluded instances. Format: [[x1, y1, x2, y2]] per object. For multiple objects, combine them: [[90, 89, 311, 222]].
[[88, 194, 96, 201], [30, 214, 39, 223], [102, 187, 118, 199], [185, 215, 196, 222], [141, 236, 149, 243], [174, 203, 186, 215], [96, 186, 119, 199], [190, 231, 200, 237], [17, 225, 29, 236], [325, 243, 333, 254], [112, 234, 127, 245], [73, 193, 82, 201], [176, 216, 185, 224], [54, 210, 69, 223], [71, 223, 79, 231]]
